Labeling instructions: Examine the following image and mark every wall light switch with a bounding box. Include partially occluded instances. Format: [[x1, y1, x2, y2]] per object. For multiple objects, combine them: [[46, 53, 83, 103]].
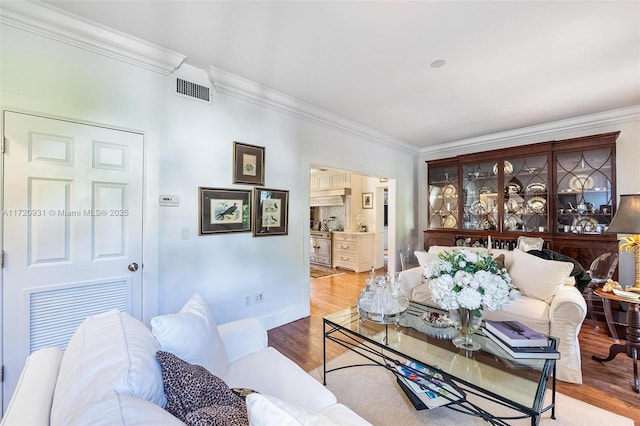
[[160, 195, 180, 207]]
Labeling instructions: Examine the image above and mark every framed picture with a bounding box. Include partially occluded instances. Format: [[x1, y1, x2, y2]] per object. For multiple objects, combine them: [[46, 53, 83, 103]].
[[253, 188, 289, 237], [233, 141, 265, 185], [362, 192, 373, 209], [199, 187, 251, 235]]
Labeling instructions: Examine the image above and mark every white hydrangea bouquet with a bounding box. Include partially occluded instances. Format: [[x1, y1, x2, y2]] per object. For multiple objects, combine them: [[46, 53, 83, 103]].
[[423, 249, 520, 315]]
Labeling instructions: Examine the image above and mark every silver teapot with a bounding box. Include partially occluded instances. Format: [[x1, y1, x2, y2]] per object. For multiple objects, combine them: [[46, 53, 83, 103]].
[[577, 202, 593, 214]]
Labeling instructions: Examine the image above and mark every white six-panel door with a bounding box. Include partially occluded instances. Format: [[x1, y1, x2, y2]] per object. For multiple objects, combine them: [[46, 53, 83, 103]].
[[1, 111, 143, 410]]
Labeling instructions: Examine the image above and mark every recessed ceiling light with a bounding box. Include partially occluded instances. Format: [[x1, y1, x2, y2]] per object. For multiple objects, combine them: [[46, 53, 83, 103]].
[[430, 59, 446, 68]]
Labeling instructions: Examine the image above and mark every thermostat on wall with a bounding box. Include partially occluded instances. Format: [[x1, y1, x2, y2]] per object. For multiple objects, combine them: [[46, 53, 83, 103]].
[[159, 195, 180, 207]]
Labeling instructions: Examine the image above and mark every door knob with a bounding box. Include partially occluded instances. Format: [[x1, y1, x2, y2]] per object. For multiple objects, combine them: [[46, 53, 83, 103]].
[[128, 262, 139, 272]]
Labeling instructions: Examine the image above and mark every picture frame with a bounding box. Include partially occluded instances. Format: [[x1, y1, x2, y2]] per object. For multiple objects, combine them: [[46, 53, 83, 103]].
[[362, 192, 373, 209], [233, 141, 265, 185], [199, 187, 251, 235], [253, 188, 289, 237]]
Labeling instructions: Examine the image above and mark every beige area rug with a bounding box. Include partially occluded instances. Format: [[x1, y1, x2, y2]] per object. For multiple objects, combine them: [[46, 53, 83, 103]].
[[308, 350, 633, 426], [310, 265, 345, 279]]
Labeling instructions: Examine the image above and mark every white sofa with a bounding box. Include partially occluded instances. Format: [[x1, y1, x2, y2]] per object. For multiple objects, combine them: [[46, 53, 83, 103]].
[[1, 294, 370, 426], [399, 246, 587, 385]]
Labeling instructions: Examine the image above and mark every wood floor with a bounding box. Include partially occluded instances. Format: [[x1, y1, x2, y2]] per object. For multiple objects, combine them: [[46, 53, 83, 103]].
[[268, 267, 640, 425]]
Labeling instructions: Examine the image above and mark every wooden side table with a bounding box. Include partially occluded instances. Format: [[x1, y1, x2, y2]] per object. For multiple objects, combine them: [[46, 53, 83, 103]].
[[592, 288, 640, 392]]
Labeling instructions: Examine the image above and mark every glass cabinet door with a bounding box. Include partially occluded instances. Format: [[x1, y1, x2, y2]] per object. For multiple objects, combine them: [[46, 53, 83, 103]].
[[503, 155, 549, 233], [556, 147, 613, 234], [462, 162, 499, 231], [428, 165, 459, 229]]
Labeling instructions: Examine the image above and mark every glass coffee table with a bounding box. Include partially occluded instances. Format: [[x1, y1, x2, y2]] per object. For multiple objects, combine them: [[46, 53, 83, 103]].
[[323, 301, 557, 426]]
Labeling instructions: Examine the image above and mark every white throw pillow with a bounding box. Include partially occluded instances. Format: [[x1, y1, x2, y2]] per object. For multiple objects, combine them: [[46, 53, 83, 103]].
[[151, 293, 229, 378], [51, 309, 166, 425], [508, 249, 574, 302], [414, 251, 439, 267], [246, 393, 339, 426]]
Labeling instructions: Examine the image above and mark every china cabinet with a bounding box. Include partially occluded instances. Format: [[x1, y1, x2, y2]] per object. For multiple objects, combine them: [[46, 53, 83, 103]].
[[425, 132, 619, 274]]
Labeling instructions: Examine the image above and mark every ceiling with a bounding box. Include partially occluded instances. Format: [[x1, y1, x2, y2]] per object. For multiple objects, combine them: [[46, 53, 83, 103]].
[[43, 1, 640, 150]]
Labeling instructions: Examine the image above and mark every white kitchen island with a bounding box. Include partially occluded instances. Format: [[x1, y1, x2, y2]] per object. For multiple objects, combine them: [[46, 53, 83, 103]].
[[332, 231, 375, 273]]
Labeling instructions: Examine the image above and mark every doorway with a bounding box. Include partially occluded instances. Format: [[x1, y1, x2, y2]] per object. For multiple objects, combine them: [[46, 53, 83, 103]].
[[309, 165, 395, 274]]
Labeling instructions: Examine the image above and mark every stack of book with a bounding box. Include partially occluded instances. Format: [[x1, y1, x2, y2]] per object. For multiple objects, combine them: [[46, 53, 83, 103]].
[[395, 361, 462, 410], [484, 320, 560, 360]]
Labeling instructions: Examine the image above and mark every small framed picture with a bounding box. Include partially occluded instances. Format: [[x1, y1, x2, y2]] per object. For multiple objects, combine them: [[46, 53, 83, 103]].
[[233, 141, 265, 185], [362, 192, 373, 209], [253, 188, 289, 237], [199, 187, 251, 235]]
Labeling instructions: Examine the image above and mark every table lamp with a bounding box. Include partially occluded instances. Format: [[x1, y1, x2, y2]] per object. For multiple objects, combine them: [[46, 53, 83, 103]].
[[607, 193, 640, 290]]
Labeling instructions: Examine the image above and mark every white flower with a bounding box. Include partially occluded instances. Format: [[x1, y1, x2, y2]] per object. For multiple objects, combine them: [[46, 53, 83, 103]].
[[460, 249, 478, 264], [423, 249, 520, 313]]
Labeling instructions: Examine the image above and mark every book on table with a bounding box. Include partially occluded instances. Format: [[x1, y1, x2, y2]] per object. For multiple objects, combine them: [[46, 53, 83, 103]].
[[395, 363, 462, 409], [484, 320, 548, 347], [484, 328, 560, 360]]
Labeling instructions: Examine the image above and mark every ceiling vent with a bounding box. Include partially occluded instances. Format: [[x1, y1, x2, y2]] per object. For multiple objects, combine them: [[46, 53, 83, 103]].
[[176, 78, 211, 102]]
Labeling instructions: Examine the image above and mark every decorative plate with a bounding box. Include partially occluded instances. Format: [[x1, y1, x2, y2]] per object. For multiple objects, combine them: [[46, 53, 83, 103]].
[[569, 175, 595, 191], [443, 215, 457, 229], [421, 312, 453, 328], [526, 197, 546, 214], [429, 187, 443, 211], [443, 184, 457, 197], [493, 161, 514, 176], [504, 215, 523, 231], [504, 198, 521, 213], [470, 200, 487, 215], [506, 182, 522, 194], [525, 182, 546, 193], [612, 289, 640, 300]]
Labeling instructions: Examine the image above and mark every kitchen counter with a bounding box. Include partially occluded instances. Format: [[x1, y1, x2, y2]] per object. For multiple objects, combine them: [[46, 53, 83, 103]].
[[331, 231, 372, 235]]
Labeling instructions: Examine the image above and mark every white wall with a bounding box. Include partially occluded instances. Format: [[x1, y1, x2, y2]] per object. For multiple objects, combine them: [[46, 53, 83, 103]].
[[0, 22, 165, 323], [161, 65, 416, 328], [418, 109, 640, 285], [0, 22, 418, 331]]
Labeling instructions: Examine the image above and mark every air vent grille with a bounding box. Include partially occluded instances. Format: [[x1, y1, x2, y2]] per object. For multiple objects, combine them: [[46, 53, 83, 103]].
[[176, 78, 210, 102]]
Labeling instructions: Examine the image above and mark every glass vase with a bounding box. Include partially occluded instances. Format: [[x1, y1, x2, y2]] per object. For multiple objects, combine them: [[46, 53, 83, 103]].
[[449, 308, 482, 351]]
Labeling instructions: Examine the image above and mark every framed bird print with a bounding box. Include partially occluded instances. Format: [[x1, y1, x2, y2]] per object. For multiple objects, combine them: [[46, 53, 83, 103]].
[[233, 141, 265, 185], [252, 188, 289, 237], [199, 187, 251, 235]]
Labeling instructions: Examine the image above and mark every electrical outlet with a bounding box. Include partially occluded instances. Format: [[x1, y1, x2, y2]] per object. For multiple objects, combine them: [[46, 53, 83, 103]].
[[243, 294, 252, 307], [253, 291, 264, 304]]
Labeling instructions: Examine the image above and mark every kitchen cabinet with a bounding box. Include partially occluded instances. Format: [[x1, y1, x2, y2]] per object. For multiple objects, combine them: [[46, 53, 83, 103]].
[[311, 171, 351, 191], [425, 131, 619, 275], [310, 195, 344, 206], [332, 231, 374, 273]]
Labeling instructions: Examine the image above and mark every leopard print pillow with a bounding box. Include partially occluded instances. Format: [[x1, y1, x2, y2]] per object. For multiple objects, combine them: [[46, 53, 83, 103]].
[[156, 351, 248, 425]]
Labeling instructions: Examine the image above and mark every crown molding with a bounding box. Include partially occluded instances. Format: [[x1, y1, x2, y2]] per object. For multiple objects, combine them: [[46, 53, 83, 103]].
[[421, 105, 640, 158], [207, 65, 421, 155], [0, 1, 185, 75]]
